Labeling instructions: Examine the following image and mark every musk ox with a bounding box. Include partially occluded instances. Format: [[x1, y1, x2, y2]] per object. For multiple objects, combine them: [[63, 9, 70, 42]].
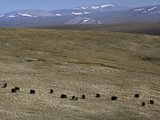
[[30, 89, 35, 94], [61, 94, 67, 98], [111, 96, 117, 100], [11, 88, 16, 93], [50, 89, 54, 94], [149, 100, 154, 104], [96, 94, 100, 98], [82, 94, 86, 99], [15, 87, 20, 91], [3, 83, 7, 88], [135, 94, 140, 98], [71, 96, 76, 100], [142, 102, 145, 106]]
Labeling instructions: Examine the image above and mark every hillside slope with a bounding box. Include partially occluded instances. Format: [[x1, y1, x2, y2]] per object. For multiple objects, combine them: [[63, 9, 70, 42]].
[[0, 28, 160, 120], [34, 21, 160, 35]]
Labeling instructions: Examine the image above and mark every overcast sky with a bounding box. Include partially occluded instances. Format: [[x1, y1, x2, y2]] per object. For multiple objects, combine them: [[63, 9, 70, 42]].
[[1, 0, 160, 14]]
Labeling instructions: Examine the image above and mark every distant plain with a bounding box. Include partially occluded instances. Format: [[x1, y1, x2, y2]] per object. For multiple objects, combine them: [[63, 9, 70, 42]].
[[34, 21, 160, 35]]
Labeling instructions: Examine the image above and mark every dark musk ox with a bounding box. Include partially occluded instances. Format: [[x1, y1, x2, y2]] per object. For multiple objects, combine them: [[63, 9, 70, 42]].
[[11, 88, 16, 93], [75, 97, 78, 101], [15, 87, 20, 91], [50, 89, 54, 94], [142, 102, 145, 106], [3, 83, 7, 88], [111, 96, 117, 100], [61, 94, 67, 98], [96, 94, 100, 98], [30, 89, 35, 94], [71, 96, 76, 100], [135, 94, 140, 98], [82, 94, 86, 99], [149, 100, 154, 104]]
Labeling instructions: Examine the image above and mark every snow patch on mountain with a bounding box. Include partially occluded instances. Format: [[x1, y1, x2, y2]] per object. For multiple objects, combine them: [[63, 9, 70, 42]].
[[18, 13, 37, 17], [83, 19, 89, 23], [56, 14, 62, 16], [0, 15, 4, 17], [148, 7, 157, 11], [133, 8, 144, 11], [8, 15, 16, 18], [72, 12, 83, 15], [101, 4, 115, 8], [132, 5, 160, 14], [81, 7, 87, 9], [92, 6, 100, 9], [84, 12, 90, 14]]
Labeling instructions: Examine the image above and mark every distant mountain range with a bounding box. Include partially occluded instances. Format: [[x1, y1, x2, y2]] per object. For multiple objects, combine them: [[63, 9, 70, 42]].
[[131, 5, 160, 14], [0, 4, 129, 21], [0, 10, 54, 21], [0, 4, 160, 27], [85, 5, 160, 23], [49, 4, 129, 17]]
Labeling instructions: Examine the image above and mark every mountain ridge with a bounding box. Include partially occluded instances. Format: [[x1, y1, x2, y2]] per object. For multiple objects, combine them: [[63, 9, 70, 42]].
[[0, 3, 130, 21], [1, 4, 160, 27]]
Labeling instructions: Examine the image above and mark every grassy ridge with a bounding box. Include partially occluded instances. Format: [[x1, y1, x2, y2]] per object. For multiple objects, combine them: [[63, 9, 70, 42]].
[[33, 21, 160, 35], [0, 28, 160, 120]]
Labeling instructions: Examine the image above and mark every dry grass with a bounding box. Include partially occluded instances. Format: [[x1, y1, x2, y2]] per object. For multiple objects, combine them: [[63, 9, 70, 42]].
[[0, 28, 160, 120]]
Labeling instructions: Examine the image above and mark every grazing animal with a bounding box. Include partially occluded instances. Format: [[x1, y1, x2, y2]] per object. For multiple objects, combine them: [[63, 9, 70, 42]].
[[96, 94, 100, 98], [75, 97, 78, 101], [50, 89, 54, 94], [111, 96, 117, 100], [30, 89, 35, 94], [71, 96, 76, 100], [142, 102, 145, 106], [149, 100, 154, 104], [61, 94, 67, 98], [11, 88, 16, 93], [135, 94, 139, 98], [82, 94, 86, 99], [15, 87, 20, 91], [3, 83, 7, 88]]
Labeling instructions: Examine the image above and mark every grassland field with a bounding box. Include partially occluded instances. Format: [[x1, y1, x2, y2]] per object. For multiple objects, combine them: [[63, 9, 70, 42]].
[[0, 27, 160, 120]]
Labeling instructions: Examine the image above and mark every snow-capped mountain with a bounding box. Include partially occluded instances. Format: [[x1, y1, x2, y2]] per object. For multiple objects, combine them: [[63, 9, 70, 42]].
[[73, 4, 127, 11], [0, 10, 55, 20], [0, 4, 129, 21], [49, 4, 129, 16], [131, 5, 160, 14], [1, 4, 160, 27], [65, 17, 101, 24]]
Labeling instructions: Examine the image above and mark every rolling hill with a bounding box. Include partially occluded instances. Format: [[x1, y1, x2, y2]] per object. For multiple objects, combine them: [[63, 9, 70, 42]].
[[0, 27, 160, 120]]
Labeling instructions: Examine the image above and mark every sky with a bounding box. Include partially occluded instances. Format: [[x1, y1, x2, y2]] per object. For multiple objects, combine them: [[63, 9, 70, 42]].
[[1, 0, 160, 14]]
